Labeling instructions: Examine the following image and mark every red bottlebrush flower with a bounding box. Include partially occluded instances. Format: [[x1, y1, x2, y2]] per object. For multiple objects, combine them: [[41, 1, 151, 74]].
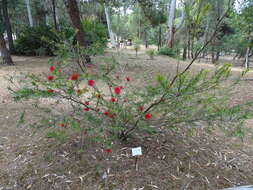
[[104, 111, 109, 116], [108, 114, 114, 118], [49, 66, 55, 72], [114, 87, 121, 95], [84, 107, 90, 112], [126, 76, 130, 82], [58, 69, 62, 73], [111, 97, 117, 102], [145, 113, 152, 120], [58, 123, 65, 127], [76, 89, 81, 94], [70, 73, 79, 80], [88, 80, 95, 87], [105, 149, 112, 153], [47, 89, 54, 93], [47, 75, 54, 81], [85, 101, 89, 105], [139, 106, 144, 111]]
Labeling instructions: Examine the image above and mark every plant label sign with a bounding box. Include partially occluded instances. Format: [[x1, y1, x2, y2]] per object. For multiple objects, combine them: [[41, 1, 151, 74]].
[[131, 147, 142, 157]]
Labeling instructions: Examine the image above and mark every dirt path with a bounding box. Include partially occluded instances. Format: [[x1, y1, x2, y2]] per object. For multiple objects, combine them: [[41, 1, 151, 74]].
[[1, 53, 253, 189]]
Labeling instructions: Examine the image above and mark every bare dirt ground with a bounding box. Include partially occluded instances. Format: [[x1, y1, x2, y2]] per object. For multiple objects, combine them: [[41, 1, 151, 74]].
[[1, 51, 253, 190]]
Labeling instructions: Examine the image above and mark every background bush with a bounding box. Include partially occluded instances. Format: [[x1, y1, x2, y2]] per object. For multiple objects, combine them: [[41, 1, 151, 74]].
[[158, 46, 178, 58], [14, 25, 59, 56], [81, 19, 108, 55], [14, 19, 108, 56]]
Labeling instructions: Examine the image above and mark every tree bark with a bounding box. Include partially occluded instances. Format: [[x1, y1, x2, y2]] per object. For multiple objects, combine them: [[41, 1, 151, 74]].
[[245, 46, 250, 69], [25, 0, 33, 27], [158, 26, 161, 51], [66, 0, 89, 48], [0, 33, 13, 65], [52, 0, 58, 30], [104, 4, 117, 48], [167, 0, 176, 48], [2, 0, 14, 53]]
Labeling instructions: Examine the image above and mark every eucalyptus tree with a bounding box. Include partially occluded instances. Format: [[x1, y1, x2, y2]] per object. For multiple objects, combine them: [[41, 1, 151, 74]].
[[25, 0, 33, 26], [0, 11, 13, 65], [2, 0, 14, 53]]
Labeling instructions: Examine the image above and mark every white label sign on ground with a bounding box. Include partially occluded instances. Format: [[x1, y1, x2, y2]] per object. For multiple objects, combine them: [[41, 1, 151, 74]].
[[132, 147, 142, 156]]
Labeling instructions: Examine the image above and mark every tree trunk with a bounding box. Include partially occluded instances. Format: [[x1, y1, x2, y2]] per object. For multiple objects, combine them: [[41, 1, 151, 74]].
[[25, 0, 33, 27], [202, 21, 210, 58], [66, 0, 90, 63], [158, 26, 161, 51], [104, 4, 117, 48], [0, 33, 13, 65], [167, 0, 176, 48], [52, 0, 58, 30], [183, 43, 187, 60], [187, 36, 191, 59], [245, 46, 250, 69], [2, 0, 14, 53]]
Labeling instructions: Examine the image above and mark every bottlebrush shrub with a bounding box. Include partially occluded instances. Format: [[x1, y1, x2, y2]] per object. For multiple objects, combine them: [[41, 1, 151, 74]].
[[8, 58, 253, 146]]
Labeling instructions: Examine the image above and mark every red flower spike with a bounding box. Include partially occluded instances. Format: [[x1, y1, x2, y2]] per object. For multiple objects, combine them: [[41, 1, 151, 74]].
[[104, 111, 109, 116], [76, 89, 81, 94], [47, 89, 54, 93], [70, 73, 79, 81], [105, 149, 112, 153], [49, 66, 55, 72], [59, 123, 65, 127], [58, 69, 62, 73], [114, 87, 121, 95], [111, 97, 117, 103], [85, 101, 89, 105], [126, 76, 130, 82], [139, 106, 144, 111], [84, 107, 90, 112], [88, 80, 95, 87], [108, 114, 114, 118], [47, 75, 54, 81], [145, 113, 152, 120]]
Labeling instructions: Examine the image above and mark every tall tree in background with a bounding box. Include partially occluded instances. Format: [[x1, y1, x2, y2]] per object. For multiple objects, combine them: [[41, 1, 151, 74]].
[[52, 0, 58, 30], [65, 0, 91, 63], [167, 0, 176, 48], [104, 4, 117, 48], [2, 0, 14, 53], [0, 12, 13, 65], [25, 0, 33, 27]]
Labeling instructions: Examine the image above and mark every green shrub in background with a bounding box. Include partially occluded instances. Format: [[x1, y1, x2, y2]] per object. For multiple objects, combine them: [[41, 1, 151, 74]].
[[81, 19, 108, 55], [158, 46, 178, 58], [146, 49, 156, 59], [14, 25, 59, 56], [14, 19, 107, 56]]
